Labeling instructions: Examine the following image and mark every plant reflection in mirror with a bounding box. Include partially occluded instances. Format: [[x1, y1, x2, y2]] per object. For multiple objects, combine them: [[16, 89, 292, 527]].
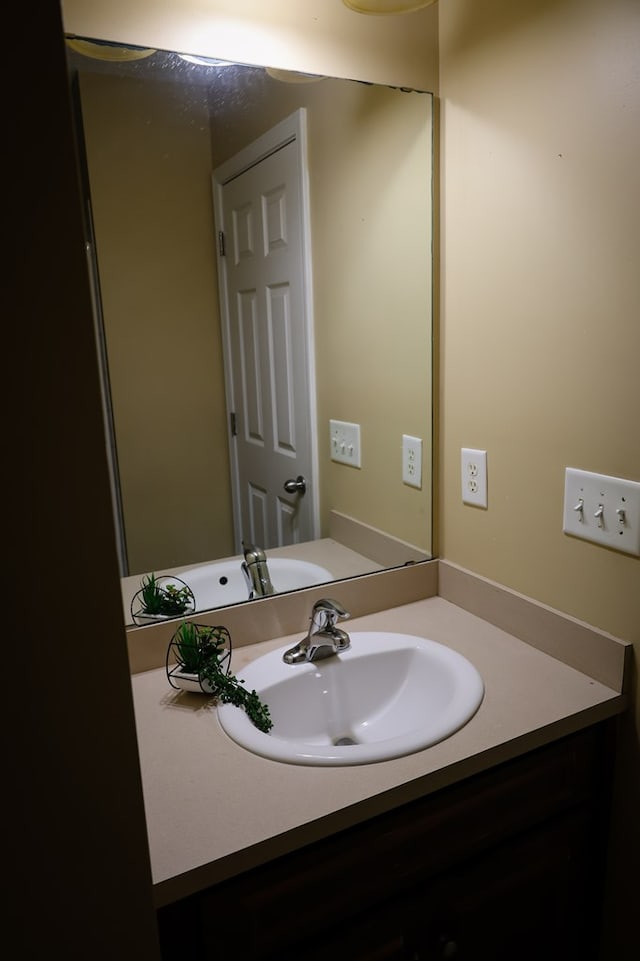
[[140, 573, 193, 615], [130, 572, 196, 624]]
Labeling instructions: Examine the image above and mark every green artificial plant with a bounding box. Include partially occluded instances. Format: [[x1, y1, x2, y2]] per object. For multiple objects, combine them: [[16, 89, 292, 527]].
[[172, 622, 273, 734]]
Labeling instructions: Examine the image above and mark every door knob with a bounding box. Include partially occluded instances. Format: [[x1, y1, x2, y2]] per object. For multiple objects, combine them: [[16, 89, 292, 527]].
[[284, 475, 306, 494]]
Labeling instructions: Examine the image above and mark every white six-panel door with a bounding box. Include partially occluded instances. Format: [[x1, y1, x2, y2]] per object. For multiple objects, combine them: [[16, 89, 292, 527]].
[[213, 110, 318, 553]]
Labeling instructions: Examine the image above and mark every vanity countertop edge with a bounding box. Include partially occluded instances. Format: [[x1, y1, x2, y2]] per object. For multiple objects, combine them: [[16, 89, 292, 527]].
[[131, 594, 628, 909]]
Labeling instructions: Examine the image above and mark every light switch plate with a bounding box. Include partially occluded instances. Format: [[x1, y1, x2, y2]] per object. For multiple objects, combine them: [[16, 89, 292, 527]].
[[563, 467, 640, 556], [330, 419, 361, 468]]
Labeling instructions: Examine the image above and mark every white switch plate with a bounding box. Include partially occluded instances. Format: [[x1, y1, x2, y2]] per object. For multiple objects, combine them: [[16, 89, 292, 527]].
[[402, 435, 422, 488], [330, 419, 361, 468], [563, 468, 640, 556], [461, 448, 488, 508]]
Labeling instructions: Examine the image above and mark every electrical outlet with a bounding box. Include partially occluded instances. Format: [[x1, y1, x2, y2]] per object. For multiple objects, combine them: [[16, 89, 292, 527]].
[[461, 448, 488, 508], [402, 435, 422, 488], [563, 467, 640, 556], [329, 419, 361, 468]]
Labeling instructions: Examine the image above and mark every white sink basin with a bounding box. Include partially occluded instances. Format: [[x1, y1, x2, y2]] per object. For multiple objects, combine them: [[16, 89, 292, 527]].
[[218, 632, 484, 766], [175, 558, 333, 610]]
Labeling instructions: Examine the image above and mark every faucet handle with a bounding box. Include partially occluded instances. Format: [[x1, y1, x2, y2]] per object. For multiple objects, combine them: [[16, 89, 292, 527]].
[[312, 597, 349, 617], [311, 597, 350, 631], [242, 541, 265, 563], [283, 598, 351, 664]]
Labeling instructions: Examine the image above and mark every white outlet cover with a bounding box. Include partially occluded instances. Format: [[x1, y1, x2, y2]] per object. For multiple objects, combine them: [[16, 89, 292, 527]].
[[402, 434, 422, 489], [461, 448, 488, 508], [563, 467, 640, 557]]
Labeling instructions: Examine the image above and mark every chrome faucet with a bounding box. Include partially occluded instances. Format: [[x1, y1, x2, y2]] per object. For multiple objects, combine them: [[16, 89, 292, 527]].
[[241, 542, 275, 599], [283, 598, 351, 664]]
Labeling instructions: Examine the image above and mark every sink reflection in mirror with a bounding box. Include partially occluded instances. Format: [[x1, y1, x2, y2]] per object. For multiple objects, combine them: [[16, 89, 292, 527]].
[[122, 539, 385, 625], [179, 557, 333, 609], [127, 555, 335, 624], [217, 632, 485, 766]]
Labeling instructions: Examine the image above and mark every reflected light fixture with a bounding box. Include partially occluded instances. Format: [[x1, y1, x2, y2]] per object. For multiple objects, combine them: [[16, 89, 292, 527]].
[[342, 0, 437, 13], [65, 37, 156, 61], [177, 54, 235, 67], [265, 67, 325, 84]]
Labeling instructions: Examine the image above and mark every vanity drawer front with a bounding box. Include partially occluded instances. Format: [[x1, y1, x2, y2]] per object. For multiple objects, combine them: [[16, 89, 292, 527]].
[[269, 807, 601, 961], [188, 723, 612, 960]]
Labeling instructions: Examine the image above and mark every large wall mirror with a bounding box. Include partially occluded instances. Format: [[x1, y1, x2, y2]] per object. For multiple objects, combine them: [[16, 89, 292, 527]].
[[65, 36, 434, 628]]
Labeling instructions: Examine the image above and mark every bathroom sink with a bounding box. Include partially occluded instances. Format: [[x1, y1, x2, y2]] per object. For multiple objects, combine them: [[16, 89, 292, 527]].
[[217, 632, 484, 766], [175, 558, 333, 610]]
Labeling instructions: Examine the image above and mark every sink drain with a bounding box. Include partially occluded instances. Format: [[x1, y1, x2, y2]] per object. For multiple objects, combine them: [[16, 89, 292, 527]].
[[333, 736, 357, 746]]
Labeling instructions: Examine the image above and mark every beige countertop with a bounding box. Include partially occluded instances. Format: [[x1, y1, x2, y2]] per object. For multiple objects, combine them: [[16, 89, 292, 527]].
[[132, 593, 626, 909]]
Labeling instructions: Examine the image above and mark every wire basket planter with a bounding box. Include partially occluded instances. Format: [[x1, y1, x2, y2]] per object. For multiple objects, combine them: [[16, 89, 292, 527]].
[[166, 622, 233, 695], [130, 573, 196, 626]]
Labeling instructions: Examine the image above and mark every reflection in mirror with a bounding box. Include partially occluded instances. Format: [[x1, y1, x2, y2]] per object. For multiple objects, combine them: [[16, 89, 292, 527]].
[[66, 40, 434, 626]]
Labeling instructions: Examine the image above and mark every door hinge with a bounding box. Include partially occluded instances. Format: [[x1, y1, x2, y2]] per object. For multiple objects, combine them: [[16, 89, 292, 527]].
[[218, 230, 226, 257], [229, 411, 237, 436]]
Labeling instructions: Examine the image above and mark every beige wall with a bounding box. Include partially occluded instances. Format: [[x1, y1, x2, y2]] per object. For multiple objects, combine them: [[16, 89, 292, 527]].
[[439, 0, 639, 684], [311, 84, 432, 549], [439, 2, 639, 957], [62, 0, 439, 92], [81, 72, 234, 574]]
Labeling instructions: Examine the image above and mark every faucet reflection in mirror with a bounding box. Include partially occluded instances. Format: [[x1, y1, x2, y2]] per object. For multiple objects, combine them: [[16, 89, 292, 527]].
[[67, 39, 433, 626], [241, 543, 275, 599]]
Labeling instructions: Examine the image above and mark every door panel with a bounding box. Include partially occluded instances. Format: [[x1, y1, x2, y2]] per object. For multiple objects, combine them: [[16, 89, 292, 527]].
[[268, 283, 296, 454], [238, 290, 264, 443], [215, 115, 316, 551]]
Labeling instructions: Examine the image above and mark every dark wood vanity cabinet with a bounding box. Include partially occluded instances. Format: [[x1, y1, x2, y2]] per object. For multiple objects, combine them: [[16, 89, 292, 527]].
[[157, 722, 614, 961]]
